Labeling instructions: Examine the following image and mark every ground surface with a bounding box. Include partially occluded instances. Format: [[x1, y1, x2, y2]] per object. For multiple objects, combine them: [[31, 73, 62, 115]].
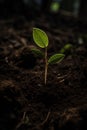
[[0, 12, 87, 130]]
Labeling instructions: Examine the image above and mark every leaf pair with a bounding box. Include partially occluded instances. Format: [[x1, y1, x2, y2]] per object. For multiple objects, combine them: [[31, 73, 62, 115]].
[[33, 28, 64, 65]]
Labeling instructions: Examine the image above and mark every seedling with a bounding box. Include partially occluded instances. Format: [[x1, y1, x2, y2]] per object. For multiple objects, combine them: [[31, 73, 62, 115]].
[[33, 28, 65, 85]]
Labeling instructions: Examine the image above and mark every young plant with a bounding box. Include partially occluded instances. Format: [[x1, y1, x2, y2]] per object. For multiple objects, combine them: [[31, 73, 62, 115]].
[[33, 28, 65, 85]]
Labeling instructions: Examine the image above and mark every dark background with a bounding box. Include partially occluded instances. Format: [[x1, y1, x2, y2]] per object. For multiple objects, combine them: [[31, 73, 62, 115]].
[[0, 0, 87, 20]]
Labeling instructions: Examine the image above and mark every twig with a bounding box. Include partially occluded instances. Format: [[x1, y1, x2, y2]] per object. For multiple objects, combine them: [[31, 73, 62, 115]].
[[15, 112, 26, 129], [40, 111, 51, 126]]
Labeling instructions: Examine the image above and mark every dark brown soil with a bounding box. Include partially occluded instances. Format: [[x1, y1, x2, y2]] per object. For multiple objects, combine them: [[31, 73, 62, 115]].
[[0, 13, 87, 130]]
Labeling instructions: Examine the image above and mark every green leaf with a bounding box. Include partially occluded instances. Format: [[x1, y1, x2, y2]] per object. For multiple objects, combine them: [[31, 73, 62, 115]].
[[50, 2, 60, 12], [31, 48, 44, 58], [48, 54, 65, 64], [60, 43, 72, 53], [33, 28, 48, 48]]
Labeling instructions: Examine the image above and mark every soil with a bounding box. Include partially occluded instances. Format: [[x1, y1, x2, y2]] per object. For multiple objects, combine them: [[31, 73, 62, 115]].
[[0, 12, 87, 130]]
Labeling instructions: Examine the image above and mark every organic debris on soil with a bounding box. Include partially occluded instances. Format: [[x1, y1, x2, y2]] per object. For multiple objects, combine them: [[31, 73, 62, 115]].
[[0, 13, 87, 130]]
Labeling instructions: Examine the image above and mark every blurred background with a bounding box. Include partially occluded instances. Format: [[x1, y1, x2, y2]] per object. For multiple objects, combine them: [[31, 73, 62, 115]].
[[0, 0, 87, 20]]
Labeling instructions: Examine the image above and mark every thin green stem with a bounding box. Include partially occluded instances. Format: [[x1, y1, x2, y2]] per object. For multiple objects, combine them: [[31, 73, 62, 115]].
[[45, 47, 48, 85]]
